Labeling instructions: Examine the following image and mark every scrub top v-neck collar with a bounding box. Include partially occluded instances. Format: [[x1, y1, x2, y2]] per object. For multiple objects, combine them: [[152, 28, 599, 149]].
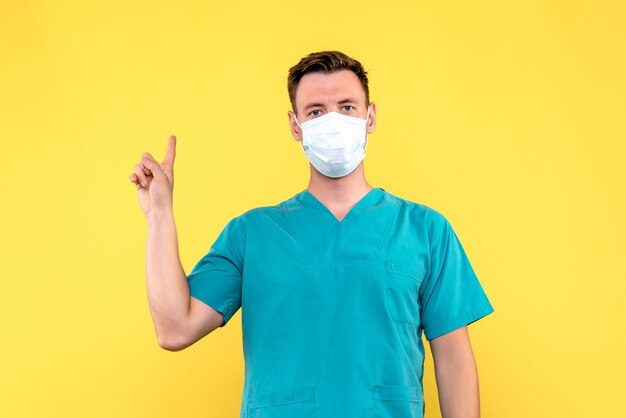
[[287, 187, 397, 263], [298, 187, 386, 224]]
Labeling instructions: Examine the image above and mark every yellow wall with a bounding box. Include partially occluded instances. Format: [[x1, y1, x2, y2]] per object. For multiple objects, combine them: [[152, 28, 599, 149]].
[[1, 1, 624, 417]]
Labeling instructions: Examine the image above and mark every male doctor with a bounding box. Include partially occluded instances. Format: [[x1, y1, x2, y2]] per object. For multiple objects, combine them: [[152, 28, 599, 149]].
[[129, 50, 494, 418]]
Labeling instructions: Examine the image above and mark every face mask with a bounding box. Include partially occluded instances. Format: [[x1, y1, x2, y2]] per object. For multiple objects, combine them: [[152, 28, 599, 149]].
[[294, 106, 370, 178]]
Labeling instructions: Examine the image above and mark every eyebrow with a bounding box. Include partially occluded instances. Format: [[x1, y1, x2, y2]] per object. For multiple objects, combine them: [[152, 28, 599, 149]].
[[303, 97, 359, 111]]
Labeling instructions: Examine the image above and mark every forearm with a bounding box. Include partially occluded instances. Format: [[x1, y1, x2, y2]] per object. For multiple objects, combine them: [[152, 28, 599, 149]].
[[434, 352, 480, 418], [145, 209, 189, 347]]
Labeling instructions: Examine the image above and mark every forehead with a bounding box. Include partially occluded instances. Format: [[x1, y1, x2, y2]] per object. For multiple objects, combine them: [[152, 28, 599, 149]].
[[295, 69, 366, 108]]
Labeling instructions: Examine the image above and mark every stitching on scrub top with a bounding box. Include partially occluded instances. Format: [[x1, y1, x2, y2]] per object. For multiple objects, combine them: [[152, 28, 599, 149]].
[[281, 200, 304, 256], [384, 288, 423, 379], [249, 397, 315, 409], [421, 218, 453, 315], [222, 215, 245, 275], [386, 261, 425, 281], [369, 198, 401, 261], [311, 258, 379, 268], [385, 287, 421, 326], [248, 386, 315, 409]]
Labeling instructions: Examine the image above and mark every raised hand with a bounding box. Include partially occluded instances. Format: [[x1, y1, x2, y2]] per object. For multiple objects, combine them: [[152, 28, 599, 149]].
[[129, 135, 177, 218]]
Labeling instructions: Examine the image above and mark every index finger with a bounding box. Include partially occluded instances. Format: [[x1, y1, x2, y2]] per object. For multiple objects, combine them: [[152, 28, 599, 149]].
[[163, 135, 176, 166]]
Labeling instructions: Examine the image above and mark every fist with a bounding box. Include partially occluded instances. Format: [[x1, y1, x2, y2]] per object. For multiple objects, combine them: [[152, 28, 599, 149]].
[[129, 135, 177, 218]]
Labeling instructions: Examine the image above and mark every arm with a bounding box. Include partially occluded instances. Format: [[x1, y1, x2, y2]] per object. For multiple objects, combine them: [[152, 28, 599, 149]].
[[146, 210, 224, 351], [130, 136, 224, 352], [429, 326, 481, 418]]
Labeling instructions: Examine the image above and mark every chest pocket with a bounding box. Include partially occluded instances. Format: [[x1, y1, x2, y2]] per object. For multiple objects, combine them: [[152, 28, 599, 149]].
[[247, 385, 316, 418], [385, 261, 425, 325]]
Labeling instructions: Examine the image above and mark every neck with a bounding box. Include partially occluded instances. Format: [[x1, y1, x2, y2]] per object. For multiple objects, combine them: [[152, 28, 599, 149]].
[[305, 162, 374, 210]]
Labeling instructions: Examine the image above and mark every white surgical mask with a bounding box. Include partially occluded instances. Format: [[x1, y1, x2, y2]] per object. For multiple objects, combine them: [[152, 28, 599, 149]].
[[294, 106, 370, 178]]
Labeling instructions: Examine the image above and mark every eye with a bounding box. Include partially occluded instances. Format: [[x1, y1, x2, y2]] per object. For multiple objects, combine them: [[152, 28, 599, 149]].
[[308, 109, 322, 117], [342, 105, 355, 111]]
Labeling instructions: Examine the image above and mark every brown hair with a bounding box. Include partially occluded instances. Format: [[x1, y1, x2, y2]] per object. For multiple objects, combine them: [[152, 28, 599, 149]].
[[287, 50, 370, 116]]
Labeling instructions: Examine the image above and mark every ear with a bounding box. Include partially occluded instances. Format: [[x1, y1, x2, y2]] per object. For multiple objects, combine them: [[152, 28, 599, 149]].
[[366, 102, 377, 134], [287, 110, 303, 141]]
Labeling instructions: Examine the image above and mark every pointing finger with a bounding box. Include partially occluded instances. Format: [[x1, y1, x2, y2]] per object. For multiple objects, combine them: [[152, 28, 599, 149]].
[[163, 135, 176, 168]]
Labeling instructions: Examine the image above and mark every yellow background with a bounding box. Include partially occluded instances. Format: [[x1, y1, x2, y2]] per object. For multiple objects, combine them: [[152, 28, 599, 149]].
[[1, 1, 624, 417]]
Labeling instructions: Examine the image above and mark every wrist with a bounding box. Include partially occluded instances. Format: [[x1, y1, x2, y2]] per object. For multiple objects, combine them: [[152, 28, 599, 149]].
[[146, 207, 174, 225]]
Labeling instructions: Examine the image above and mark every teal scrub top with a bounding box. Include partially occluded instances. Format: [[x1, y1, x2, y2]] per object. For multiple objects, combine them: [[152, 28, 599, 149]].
[[186, 187, 494, 418]]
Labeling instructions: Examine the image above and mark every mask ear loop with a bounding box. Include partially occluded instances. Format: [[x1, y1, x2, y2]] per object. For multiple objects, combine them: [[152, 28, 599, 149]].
[[293, 113, 302, 129], [293, 113, 307, 152], [363, 104, 371, 151]]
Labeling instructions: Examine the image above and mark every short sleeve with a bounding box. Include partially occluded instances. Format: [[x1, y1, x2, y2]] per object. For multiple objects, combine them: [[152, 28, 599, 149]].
[[420, 214, 494, 341], [186, 215, 246, 327]]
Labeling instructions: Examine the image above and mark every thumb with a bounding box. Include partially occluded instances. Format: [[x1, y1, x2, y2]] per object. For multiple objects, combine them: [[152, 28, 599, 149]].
[[142, 157, 168, 184]]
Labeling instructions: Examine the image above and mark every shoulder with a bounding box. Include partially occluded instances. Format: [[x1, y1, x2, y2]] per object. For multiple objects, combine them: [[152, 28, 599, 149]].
[[382, 188, 450, 232], [239, 200, 285, 221], [227, 197, 290, 230]]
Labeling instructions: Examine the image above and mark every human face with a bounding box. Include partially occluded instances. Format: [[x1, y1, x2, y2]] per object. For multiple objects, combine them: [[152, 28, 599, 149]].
[[288, 69, 376, 143]]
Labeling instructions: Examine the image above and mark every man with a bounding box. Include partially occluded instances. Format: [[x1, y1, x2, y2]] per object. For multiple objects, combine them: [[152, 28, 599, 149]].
[[129, 50, 494, 418]]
